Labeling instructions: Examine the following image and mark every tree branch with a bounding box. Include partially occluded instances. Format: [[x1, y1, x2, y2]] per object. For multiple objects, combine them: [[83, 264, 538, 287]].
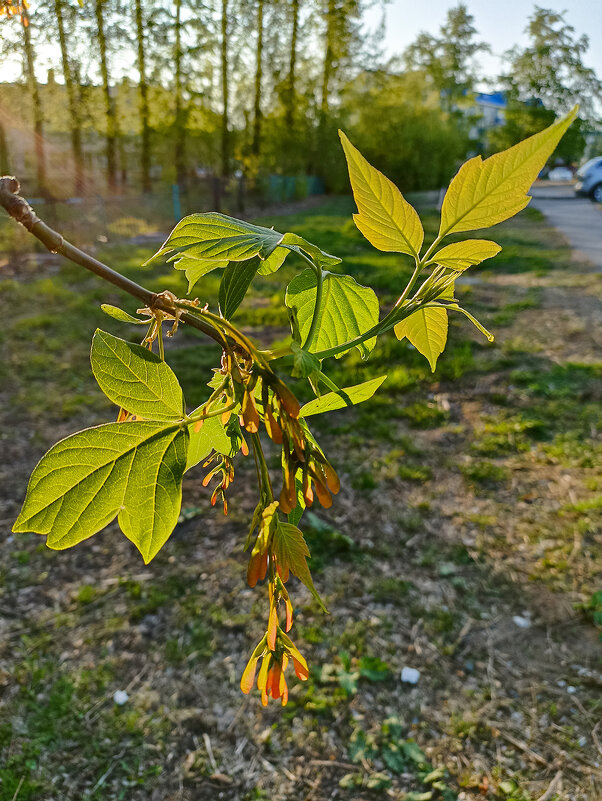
[[0, 176, 228, 348]]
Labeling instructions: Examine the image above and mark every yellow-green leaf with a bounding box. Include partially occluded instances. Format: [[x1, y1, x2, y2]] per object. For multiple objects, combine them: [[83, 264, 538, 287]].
[[439, 106, 578, 236], [172, 255, 228, 293], [300, 376, 387, 417], [285, 269, 379, 359], [13, 421, 188, 564], [428, 239, 501, 271], [339, 130, 424, 258], [273, 521, 327, 611], [395, 307, 448, 372]]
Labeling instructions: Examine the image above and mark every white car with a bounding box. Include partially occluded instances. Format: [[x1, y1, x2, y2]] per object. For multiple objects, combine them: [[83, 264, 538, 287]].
[[575, 157, 602, 203], [547, 166, 573, 181]]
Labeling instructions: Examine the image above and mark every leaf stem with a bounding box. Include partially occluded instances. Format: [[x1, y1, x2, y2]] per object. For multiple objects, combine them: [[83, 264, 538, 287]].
[[187, 401, 238, 424], [294, 249, 323, 352], [157, 324, 165, 361], [251, 431, 274, 500], [317, 372, 340, 393]]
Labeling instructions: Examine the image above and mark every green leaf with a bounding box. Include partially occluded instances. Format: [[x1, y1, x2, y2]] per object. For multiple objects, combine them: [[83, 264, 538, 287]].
[[439, 106, 578, 236], [100, 304, 147, 325], [147, 213, 284, 264], [339, 130, 424, 258], [257, 246, 288, 275], [218, 256, 260, 318], [428, 239, 501, 271], [91, 330, 185, 420], [186, 413, 235, 471], [300, 375, 387, 417], [290, 341, 321, 379], [172, 255, 228, 293], [13, 420, 188, 564], [256, 232, 342, 276], [394, 306, 448, 372], [273, 521, 327, 611], [285, 269, 379, 359], [280, 233, 342, 270]]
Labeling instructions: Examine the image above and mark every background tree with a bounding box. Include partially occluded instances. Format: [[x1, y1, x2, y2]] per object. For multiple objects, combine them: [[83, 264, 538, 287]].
[[220, 0, 230, 177], [134, 0, 151, 191], [491, 6, 602, 163], [22, 6, 47, 194], [93, 0, 120, 191], [54, 0, 86, 194], [404, 3, 488, 111]]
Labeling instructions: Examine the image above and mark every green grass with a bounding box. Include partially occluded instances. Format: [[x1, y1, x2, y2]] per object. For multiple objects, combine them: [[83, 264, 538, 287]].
[[0, 647, 163, 800]]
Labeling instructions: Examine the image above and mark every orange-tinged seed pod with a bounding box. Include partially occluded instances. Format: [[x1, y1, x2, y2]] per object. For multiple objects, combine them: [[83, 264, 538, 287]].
[[323, 462, 340, 494], [271, 662, 282, 699], [313, 476, 332, 509], [285, 597, 293, 631], [265, 406, 283, 444], [277, 382, 301, 419], [292, 657, 309, 681], [267, 604, 278, 651], [242, 391, 260, 433], [279, 477, 296, 514], [302, 470, 314, 507], [247, 552, 268, 587], [290, 429, 306, 462], [257, 654, 271, 692]]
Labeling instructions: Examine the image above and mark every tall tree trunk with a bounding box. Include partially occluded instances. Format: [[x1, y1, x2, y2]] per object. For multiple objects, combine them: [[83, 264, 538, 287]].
[[173, 0, 187, 187], [54, 0, 85, 195], [22, 8, 46, 195], [95, 0, 119, 192], [320, 0, 336, 125], [134, 0, 151, 192], [285, 0, 299, 126], [0, 122, 9, 176], [220, 0, 229, 178], [252, 0, 264, 156]]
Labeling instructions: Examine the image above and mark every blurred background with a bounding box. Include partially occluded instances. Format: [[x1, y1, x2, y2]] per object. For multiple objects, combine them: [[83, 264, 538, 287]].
[[0, 1, 600, 217]]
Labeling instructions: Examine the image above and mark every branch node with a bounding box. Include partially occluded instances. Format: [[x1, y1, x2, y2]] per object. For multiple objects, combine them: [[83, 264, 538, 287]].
[[0, 176, 41, 231]]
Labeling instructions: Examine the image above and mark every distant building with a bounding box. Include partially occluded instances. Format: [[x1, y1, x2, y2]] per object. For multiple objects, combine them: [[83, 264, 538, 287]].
[[467, 91, 507, 150]]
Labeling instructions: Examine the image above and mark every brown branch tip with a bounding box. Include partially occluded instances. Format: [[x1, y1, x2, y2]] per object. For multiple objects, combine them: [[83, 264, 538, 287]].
[[0, 176, 41, 231]]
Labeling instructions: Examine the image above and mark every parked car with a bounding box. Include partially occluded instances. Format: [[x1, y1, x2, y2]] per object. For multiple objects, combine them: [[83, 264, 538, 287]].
[[574, 157, 602, 203], [547, 166, 574, 181]]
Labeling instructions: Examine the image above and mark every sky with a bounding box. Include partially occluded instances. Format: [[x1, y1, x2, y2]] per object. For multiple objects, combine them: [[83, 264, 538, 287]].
[[367, 0, 602, 85]]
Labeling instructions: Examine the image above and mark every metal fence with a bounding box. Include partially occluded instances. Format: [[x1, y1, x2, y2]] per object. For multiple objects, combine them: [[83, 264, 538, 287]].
[[0, 174, 326, 264]]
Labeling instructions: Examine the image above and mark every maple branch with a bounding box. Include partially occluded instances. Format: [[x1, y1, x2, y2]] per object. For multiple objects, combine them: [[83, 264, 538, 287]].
[[0, 176, 228, 348]]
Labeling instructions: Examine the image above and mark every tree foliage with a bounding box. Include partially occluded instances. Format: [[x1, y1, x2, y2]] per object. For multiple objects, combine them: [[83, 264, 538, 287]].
[[491, 6, 602, 162]]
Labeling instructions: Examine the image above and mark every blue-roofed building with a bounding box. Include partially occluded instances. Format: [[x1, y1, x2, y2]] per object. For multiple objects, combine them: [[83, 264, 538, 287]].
[[468, 92, 507, 148]]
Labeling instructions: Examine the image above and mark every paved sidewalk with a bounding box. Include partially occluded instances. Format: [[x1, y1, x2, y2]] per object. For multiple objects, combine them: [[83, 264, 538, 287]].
[[530, 183, 602, 270]]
